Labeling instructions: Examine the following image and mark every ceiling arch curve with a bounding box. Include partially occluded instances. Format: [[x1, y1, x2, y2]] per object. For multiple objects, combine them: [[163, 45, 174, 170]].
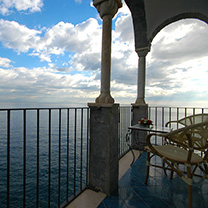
[[149, 13, 208, 44], [125, 0, 208, 51]]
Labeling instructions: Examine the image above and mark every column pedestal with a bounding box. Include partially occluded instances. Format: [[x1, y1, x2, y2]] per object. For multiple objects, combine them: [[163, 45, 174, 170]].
[[131, 104, 148, 150], [88, 103, 119, 195]]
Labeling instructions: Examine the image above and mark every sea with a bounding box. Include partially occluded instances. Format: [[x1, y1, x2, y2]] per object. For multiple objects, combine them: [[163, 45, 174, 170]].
[[0, 104, 89, 208]]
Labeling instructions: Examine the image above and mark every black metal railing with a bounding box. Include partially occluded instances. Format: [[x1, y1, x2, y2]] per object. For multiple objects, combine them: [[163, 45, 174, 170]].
[[0, 107, 90, 208], [119, 106, 131, 158], [148, 106, 208, 128], [148, 106, 208, 155], [118, 106, 208, 155], [1, 105, 207, 207]]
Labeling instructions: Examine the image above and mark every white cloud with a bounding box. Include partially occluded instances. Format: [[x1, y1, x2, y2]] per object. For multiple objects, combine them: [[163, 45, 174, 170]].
[[151, 19, 208, 61], [75, 0, 82, 3], [0, 65, 99, 104], [0, 0, 43, 15], [145, 19, 208, 106], [0, 3, 208, 107], [0, 19, 41, 52], [0, 18, 102, 62], [0, 57, 12, 68]]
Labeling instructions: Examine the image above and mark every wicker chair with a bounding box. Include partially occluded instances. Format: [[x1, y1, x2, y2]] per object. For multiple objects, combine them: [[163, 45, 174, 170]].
[[165, 113, 208, 128], [144, 121, 208, 208]]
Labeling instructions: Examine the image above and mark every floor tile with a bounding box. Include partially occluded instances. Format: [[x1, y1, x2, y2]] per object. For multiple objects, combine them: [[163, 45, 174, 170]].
[[101, 198, 128, 208], [124, 199, 149, 208], [97, 152, 208, 208]]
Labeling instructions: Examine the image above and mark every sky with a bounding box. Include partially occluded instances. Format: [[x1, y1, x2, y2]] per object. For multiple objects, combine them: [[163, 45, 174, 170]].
[[0, 0, 208, 108]]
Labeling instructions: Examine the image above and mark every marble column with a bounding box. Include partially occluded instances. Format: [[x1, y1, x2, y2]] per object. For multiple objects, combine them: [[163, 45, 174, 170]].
[[135, 47, 150, 105], [93, 0, 122, 103], [87, 0, 122, 195], [131, 47, 150, 150]]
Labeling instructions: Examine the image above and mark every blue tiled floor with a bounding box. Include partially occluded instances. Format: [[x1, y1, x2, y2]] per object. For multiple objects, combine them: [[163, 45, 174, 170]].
[[98, 152, 208, 208]]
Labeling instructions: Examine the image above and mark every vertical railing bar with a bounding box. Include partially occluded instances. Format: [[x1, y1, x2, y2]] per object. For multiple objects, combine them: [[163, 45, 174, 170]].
[[74, 109, 77, 195], [124, 107, 127, 152], [201, 107, 204, 156], [169, 107, 171, 127], [148, 107, 151, 120], [125, 107, 127, 151], [176, 108, 179, 129], [193, 108, 195, 124], [185, 108, 187, 126], [155, 107, 157, 144], [48, 109, 51, 208], [202, 108, 204, 122], [23, 110, 26, 208], [58, 109, 61, 206], [119, 107, 122, 156], [122, 107, 124, 154], [162, 107, 165, 144], [86, 108, 89, 185], [123, 107, 125, 154], [80, 109, 83, 190], [119, 107, 121, 156], [162, 107, 164, 127], [155, 107, 157, 126], [37, 109, 40, 208], [66, 108, 69, 202], [7, 110, 10, 208]]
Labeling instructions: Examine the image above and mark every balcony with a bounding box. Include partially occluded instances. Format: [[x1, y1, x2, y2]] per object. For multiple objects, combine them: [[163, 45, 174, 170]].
[[0, 106, 207, 207], [98, 151, 208, 208]]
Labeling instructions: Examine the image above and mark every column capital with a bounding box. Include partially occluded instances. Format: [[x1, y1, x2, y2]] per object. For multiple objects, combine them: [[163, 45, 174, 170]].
[[136, 46, 150, 57], [93, 0, 122, 19]]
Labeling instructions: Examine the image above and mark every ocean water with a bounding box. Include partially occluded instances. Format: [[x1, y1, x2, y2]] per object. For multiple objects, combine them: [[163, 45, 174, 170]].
[[0, 108, 89, 208]]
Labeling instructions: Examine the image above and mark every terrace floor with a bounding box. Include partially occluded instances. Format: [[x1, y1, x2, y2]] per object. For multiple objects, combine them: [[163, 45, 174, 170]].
[[98, 152, 208, 208]]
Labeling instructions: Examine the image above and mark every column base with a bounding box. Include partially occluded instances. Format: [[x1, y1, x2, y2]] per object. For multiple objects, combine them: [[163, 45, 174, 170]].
[[95, 92, 114, 104], [135, 97, 146, 105], [131, 104, 148, 150]]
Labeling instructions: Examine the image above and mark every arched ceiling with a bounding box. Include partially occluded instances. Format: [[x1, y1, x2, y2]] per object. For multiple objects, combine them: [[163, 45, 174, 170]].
[[125, 0, 208, 52]]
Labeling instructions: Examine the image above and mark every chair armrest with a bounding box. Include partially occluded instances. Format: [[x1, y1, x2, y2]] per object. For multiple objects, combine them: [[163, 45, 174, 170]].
[[165, 120, 178, 127], [156, 121, 208, 150], [146, 133, 163, 154], [163, 121, 208, 137]]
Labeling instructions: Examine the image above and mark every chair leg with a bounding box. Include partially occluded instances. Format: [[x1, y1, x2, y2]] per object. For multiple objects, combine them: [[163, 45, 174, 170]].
[[188, 185, 192, 208], [187, 166, 192, 208], [170, 162, 174, 179], [145, 152, 150, 184], [204, 163, 208, 175]]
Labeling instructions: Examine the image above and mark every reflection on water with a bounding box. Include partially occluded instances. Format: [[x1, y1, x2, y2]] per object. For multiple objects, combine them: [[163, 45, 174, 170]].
[[0, 108, 89, 208]]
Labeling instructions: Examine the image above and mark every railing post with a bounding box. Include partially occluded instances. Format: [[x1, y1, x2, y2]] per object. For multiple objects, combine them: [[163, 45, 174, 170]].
[[7, 110, 10, 208]]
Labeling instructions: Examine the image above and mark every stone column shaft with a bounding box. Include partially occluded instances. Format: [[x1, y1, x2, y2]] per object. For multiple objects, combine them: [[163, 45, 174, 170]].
[[135, 48, 150, 105], [137, 56, 146, 102], [101, 15, 112, 95], [133, 47, 150, 149], [93, 0, 122, 103]]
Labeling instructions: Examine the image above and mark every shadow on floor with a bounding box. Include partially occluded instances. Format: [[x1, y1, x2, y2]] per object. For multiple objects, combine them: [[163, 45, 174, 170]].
[[98, 152, 208, 208]]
